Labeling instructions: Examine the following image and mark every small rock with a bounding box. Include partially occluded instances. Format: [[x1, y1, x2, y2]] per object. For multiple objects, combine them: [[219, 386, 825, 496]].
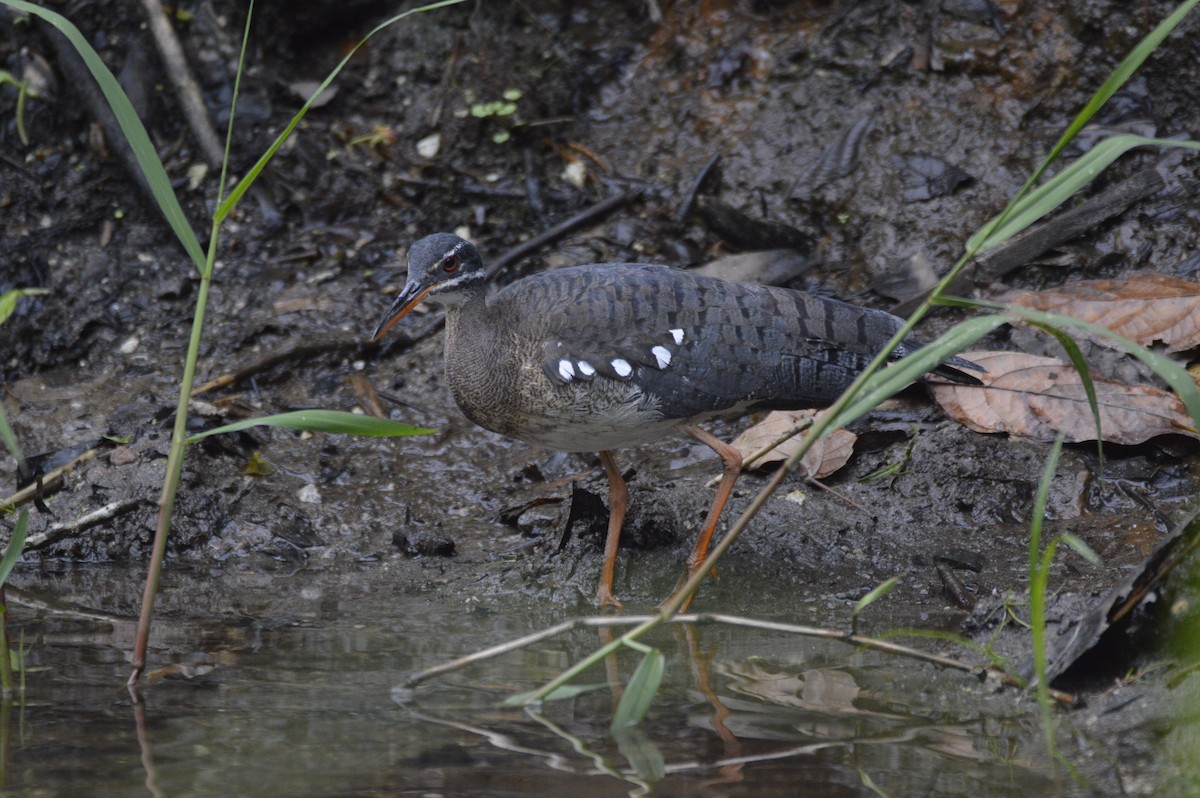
[[561, 160, 587, 188], [109, 445, 138, 466], [934, 547, 985, 573], [393, 528, 456, 557], [298, 484, 322, 504], [118, 336, 139, 355], [416, 133, 440, 159]]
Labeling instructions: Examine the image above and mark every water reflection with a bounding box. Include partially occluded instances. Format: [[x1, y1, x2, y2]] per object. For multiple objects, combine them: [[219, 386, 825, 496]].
[[2, 564, 1074, 796]]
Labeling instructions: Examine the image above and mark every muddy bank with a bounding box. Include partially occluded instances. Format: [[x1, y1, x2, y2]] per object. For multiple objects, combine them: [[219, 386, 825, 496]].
[[2, 1, 1200, 793]]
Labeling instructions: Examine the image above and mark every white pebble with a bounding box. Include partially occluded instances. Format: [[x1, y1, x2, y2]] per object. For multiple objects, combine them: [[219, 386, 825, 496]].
[[118, 336, 139, 355], [298, 484, 322, 504], [561, 160, 587, 188], [416, 133, 440, 159]]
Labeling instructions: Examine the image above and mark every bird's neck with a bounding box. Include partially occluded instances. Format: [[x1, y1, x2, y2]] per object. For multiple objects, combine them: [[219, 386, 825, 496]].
[[442, 285, 496, 373]]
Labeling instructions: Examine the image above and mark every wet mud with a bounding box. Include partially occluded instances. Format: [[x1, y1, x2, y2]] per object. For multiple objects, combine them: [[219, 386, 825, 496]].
[[3, 1, 1200, 793]]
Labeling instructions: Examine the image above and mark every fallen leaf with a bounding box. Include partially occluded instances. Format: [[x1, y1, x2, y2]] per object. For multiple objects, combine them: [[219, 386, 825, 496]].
[[288, 80, 338, 107], [730, 409, 856, 479], [1001, 273, 1200, 353], [930, 350, 1199, 444]]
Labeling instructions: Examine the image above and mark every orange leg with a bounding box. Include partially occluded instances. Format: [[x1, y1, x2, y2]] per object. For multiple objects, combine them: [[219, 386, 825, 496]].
[[595, 450, 627, 608], [665, 424, 743, 611]]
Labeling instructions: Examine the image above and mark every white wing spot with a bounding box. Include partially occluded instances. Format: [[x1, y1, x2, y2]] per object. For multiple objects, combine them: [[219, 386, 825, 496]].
[[651, 345, 671, 369], [577, 360, 596, 376], [557, 359, 575, 381], [669, 328, 685, 344], [611, 358, 633, 378]]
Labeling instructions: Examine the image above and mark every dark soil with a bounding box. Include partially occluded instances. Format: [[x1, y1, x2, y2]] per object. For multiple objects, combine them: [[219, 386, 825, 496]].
[[3, 1, 1200, 793]]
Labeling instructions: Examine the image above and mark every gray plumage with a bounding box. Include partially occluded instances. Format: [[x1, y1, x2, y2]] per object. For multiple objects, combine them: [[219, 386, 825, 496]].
[[376, 233, 980, 454], [374, 233, 984, 606]]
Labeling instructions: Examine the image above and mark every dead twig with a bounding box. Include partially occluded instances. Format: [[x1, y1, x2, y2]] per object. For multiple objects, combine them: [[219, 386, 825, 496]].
[[893, 163, 1172, 316], [0, 447, 101, 513], [403, 611, 1075, 704], [486, 190, 644, 278], [24, 498, 145, 551], [192, 337, 361, 395], [677, 153, 721, 221], [137, 0, 224, 168], [391, 174, 573, 203]]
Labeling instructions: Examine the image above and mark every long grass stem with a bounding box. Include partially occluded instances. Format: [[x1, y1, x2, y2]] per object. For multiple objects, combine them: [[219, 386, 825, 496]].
[[128, 239, 216, 682]]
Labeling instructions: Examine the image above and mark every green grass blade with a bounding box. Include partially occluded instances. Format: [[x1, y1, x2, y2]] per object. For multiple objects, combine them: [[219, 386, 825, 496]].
[[1028, 321, 1104, 467], [858, 768, 894, 798], [612, 726, 666, 782], [0, 287, 48, 327], [1029, 436, 1063, 575], [186, 409, 436, 444], [503, 683, 607, 706], [213, 0, 255, 213], [0, 509, 28, 587], [611, 648, 664, 731], [968, 0, 1200, 254], [828, 315, 1009, 432], [214, 0, 468, 223], [0, 404, 23, 466], [1060, 532, 1102, 568], [854, 576, 900, 618], [970, 136, 1200, 252], [0, 1, 207, 271], [937, 297, 1200, 431], [1028, 436, 1064, 759]]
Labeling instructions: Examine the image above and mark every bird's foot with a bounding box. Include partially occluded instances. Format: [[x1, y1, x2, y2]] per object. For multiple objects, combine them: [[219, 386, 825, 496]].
[[595, 586, 625, 610], [657, 562, 717, 613]]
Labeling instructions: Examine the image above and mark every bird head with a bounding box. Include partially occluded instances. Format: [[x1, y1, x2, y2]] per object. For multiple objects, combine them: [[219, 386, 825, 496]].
[[372, 233, 485, 340]]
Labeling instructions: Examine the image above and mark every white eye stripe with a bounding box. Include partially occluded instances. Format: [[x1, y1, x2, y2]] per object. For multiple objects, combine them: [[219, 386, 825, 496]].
[[612, 358, 633, 377], [430, 270, 483, 292], [669, 328, 685, 345], [651, 345, 671, 369]]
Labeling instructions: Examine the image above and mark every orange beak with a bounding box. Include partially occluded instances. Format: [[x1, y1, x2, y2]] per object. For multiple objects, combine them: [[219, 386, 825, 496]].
[[372, 281, 434, 341]]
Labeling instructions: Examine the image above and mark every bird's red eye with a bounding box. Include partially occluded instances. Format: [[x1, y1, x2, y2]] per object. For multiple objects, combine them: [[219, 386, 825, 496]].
[[442, 255, 460, 273]]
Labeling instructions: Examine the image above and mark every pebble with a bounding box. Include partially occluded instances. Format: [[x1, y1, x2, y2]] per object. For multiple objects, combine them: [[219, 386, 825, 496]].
[[416, 133, 440, 159], [109, 445, 138, 466], [298, 484, 321, 504]]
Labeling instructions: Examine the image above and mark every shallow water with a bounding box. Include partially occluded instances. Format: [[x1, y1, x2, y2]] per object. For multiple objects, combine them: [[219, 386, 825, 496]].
[[0, 563, 1094, 797]]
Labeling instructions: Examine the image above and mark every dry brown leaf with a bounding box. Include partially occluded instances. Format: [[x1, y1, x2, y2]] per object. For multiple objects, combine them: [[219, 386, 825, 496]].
[[1001, 273, 1200, 353], [930, 350, 1198, 444], [730, 409, 856, 479]]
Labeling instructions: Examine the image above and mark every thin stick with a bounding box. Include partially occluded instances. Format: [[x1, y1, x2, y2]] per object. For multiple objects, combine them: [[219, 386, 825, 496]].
[[23, 498, 144, 551], [392, 174, 572, 203], [0, 447, 100, 513], [138, 0, 224, 168], [892, 163, 1168, 316], [407, 619, 582, 685], [486, 190, 643, 278], [404, 611, 1075, 704], [192, 338, 361, 395], [677, 153, 720, 220]]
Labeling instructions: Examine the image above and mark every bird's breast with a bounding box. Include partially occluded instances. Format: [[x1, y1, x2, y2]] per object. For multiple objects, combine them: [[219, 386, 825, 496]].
[[444, 309, 679, 452]]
